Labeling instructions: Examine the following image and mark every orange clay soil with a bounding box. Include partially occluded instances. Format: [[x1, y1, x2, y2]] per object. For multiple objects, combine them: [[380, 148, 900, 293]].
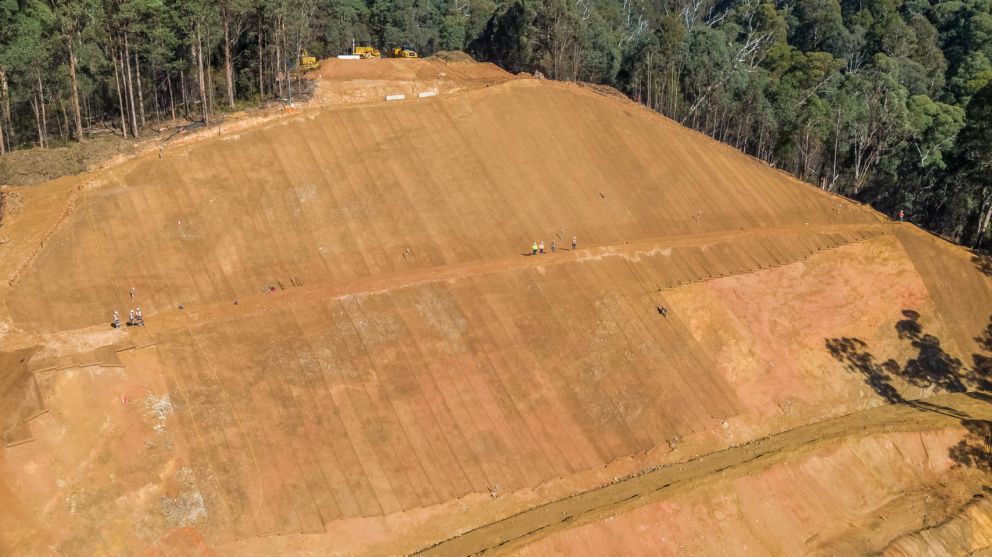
[[433, 397, 992, 556], [0, 56, 990, 556]]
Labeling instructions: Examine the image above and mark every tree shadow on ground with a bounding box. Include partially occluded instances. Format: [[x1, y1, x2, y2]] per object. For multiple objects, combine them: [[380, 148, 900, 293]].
[[974, 254, 992, 278], [949, 419, 992, 474], [974, 319, 992, 392], [895, 311, 969, 393], [825, 311, 992, 470], [824, 337, 905, 403]]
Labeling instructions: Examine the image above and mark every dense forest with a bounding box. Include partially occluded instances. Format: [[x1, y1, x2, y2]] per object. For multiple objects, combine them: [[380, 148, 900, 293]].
[[1, 0, 991, 246]]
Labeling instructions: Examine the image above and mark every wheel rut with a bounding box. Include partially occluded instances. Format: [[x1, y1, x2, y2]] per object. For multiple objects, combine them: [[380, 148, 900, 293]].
[[412, 392, 992, 556]]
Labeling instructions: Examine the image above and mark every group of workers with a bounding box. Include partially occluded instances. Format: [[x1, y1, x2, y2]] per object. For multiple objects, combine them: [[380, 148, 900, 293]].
[[532, 235, 577, 256], [112, 308, 144, 328], [111, 286, 144, 328]]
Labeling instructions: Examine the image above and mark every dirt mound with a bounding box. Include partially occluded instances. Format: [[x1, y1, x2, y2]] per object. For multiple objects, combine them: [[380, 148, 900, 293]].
[[0, 135, 137, 187], [429, 50, 476, 63], [0, 60, 989, 555], [310, 56, 519, 105]]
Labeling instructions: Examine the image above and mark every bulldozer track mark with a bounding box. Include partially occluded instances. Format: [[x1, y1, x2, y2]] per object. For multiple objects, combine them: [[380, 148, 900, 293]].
[[6, 183, 85, 290], [412, 392, 992, 556], [149, 222, 892, 335], [181, 324, 268, 530], [81, 187, 125, 302]]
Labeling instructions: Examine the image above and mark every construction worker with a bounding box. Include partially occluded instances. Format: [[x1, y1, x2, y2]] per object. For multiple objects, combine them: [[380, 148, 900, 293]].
[[539, 241, 545, 254], [571, 235, 577, 251], [532, 241, 538, 256], [128, 309, 136, 326], [135, 307, 144, 326], [112, 311, 121, 329]]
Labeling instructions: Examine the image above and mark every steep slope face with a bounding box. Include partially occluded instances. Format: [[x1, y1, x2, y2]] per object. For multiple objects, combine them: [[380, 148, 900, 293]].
[[3, 78, 877, 334], [0, 60, 988, 555]]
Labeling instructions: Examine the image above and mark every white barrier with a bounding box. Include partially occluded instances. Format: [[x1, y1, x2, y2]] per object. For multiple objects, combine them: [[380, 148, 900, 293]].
[[418, 90, 438, 98], [385, 94, 406, 101], [337, 55, 361, 59]]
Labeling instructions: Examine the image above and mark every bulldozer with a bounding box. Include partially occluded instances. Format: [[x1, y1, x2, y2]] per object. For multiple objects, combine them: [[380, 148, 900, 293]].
[[300, 50, 320, 71], [387, 46, 419, 58], [353, 45, 382, 59]]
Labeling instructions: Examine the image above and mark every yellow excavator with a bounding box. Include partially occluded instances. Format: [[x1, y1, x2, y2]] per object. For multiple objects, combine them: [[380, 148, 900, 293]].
[[300, 50, 320, 71], [353, 45, 382, 59], [387, 46, 419, 58]]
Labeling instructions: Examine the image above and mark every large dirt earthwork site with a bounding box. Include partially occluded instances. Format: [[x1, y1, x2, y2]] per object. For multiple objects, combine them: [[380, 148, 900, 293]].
[[1, 56, 992, 556]]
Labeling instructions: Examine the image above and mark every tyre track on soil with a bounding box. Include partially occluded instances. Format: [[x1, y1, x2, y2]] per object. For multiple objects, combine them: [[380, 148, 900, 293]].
[[146, 222, 893, 336], [411, 393, 992, 556]]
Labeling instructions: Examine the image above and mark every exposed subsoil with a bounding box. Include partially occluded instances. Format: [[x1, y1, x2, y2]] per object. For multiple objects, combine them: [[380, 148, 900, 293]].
[[0, 55, 990, 556], [417, 392, 992, 556]]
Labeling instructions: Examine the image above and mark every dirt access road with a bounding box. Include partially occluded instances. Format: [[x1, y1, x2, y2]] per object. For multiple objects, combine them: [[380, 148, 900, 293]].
[[417, 392, 992, 556], [135, 221, 891, 338]]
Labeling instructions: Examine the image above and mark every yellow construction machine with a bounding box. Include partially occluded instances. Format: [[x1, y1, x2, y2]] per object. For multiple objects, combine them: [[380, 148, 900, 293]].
[[300, 50, 320, 71], [387, 46, 419, 58], [353, 45, 382, 59]]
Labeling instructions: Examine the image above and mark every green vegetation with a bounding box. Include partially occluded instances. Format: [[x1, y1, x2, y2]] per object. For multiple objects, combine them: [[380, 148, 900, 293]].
[[1, 0, 991, 245]]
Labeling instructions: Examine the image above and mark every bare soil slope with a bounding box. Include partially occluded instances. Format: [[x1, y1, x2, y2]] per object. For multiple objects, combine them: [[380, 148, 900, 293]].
[[0, 57, 990, 556]]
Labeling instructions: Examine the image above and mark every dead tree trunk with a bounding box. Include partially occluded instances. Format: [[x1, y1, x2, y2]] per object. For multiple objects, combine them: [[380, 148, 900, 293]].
[[36, 71, 48, 147], [167, 72, 176, 121], [207, 57, 215, 113], [30, 94, 44, 148], [0, 68, 13, 147], [152, 67, 161, 123], [224, 16, 236, 108], [111, 48, 128, 138], [974, 192, 992, 248], [204, 24, 215, 113], [67, 33, 84, 141], [257, 23, 265, 99], [123, 34, 139, 136], [274, 26, 282, 98], [281, 18, 292, 103], [30, 96, 40, 146], [194, 26, 209, 124], [0, 68, 5, 153], [58, 97, 69, 142], [134, 50, 146, 127], [180, 68, 189, 116]]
